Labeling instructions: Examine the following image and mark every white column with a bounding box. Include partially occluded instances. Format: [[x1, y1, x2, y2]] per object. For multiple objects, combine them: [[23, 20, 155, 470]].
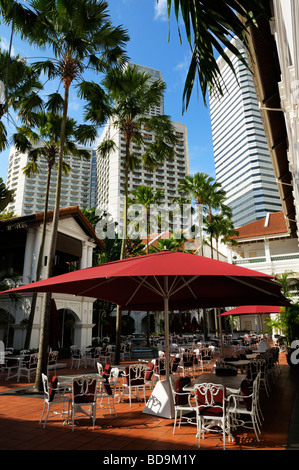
[[22, 228, 35, 284], [264, 238, 271, 264], [31, 226, 43, 282], [80, 241, 88, 269], [86, 242, 95, 267]]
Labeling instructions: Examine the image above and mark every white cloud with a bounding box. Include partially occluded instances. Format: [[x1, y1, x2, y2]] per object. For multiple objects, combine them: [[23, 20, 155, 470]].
[[0, 37, 15, 56], [154, 0, 168, 21]]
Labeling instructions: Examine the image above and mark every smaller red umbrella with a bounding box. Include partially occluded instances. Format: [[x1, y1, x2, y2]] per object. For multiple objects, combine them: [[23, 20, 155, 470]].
[[221, 305, 282, 335], [221, 305, 282, 316]]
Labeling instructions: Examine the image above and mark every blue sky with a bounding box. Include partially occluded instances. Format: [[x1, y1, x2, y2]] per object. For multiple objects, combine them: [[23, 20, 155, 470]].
[[0, 0, 215, 183]]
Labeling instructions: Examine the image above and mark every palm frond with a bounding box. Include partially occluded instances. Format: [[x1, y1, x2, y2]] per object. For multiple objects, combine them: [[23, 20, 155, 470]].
[[97, 138, 117, 158]]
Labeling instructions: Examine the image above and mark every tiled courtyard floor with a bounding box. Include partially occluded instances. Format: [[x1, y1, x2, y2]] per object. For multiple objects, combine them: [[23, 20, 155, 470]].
[[0, 353, 298, 452]]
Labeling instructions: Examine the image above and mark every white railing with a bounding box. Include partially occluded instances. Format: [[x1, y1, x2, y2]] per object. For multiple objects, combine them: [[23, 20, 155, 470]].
[[233, 253, 299, 265]]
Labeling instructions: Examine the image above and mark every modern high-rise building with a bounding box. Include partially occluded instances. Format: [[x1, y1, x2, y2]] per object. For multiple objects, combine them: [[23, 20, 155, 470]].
[[5, 64, 189, 232], [5, 145, 95, 216], [96, 64, 189, 230], [209, 38, 282, 228]]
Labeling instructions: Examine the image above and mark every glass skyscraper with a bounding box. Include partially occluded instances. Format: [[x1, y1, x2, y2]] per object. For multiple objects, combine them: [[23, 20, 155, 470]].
[[209, 38, 282, 228]]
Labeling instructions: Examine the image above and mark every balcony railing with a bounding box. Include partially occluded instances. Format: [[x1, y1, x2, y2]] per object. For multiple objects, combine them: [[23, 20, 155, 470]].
[[233, 257, 266, 265], [233, 253, 299, 265]]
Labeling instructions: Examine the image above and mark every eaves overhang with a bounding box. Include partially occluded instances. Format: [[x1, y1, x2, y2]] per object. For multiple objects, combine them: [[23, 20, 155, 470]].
[[241, 3, 297, 237]]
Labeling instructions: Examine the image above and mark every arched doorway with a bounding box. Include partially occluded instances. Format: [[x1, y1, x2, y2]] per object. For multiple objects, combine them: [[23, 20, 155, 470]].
[[57, 308, 77, 349], [0, 309, 15, 348]]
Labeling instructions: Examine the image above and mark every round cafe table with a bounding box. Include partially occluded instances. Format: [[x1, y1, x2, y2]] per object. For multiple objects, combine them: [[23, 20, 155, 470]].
[[183, 372, 246, 394]]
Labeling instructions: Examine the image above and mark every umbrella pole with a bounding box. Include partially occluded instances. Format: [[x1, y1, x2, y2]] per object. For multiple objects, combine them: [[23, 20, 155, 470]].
[[143, 285, 174, 419], [164, 293, 170, 381], [217, 308, 224, 357]]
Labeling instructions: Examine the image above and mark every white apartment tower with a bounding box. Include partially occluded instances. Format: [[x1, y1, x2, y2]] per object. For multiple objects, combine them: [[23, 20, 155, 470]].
[[96, 64, 189, 228], [209, 38, 282, 228], [6, 146, 95, 216]]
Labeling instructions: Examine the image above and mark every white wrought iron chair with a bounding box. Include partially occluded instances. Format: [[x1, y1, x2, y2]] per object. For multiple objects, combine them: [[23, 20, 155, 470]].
[[96, 378, 118, 416], [200, 348, 213, 370], [2, 356, 20, 381], [195, 382, 228, 450], [193, 349, 204, 374], [144, 361, 155, 391], [70, 346, 86, 369], [71, 375, 98, 431], [47, 350, 59, 376], [97, 362, 121, 395], [153, 357, 167, 382], [170, 376, 195, 434], [121, 363, 147, 406], [120, 343, 131, 361], [40, 373, 71, 428], [178, 350, 196, 377], [18, 353, 38, 382], [226, 373, 261, 442]]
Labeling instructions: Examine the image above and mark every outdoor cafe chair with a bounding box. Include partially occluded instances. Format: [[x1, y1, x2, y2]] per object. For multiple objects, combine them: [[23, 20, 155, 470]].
[[170, 376, 195, 434], [93, 346, 109, 365], [70, 346, 86, 369], [18, 353, 38, 382], [200, 348, 213, 370], [170, 356, 181, 375], [71, 375, 98, 431], [153, 357, 167, 382], [83, 348, 96, 368], [194, 382, 228, 450], [47, 351, 59, 376], [121, 363, 147, 406], [120, 343, 131, 361], [97, 362, 112, 380], [40, 373, 71, 428], [226, 373, 261, 442], [144, 361, 155, 390], [255, 358, 271, 397], [179, 351, 196, 377], [96, 378, 118, 416], [2, 356, 20, 381], [109, 367, 122, 394]]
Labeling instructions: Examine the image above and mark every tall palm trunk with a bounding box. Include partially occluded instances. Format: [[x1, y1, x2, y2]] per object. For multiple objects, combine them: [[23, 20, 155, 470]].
[[34, 79, 70, 392], [196, 199, 204, 256], [24, 165, 52, 349], [115, 137, 130, 365]]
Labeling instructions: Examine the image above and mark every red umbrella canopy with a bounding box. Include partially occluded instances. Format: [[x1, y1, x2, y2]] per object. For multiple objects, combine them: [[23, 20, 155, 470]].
[[221, 305, 282, 316], [2, 251, 288, 311]]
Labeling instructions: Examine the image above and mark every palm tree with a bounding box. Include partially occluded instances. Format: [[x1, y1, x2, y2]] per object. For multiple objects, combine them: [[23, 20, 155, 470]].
[[149, 233, 187, 253], [128, 185, 164, 345], [178, 172, 215, 256], [128, 186, 164, 254], [203, 183, 233, 258], [91, 64, 178, 363], [275, 271, 299, 298], [14, 0, 129, 391], [204, 213, 238, 260], [163, 0, 269, 110], [12, 105, 97, 349], [0, 177, 14, 211], [94, 64, 178, 259], [0, 51, 43, 150]]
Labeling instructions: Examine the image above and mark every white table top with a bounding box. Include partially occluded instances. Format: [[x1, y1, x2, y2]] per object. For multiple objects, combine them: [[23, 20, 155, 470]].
[[58, 373, 104, 385], [183, 372, 246, 392], [225, 360, 250, 367]]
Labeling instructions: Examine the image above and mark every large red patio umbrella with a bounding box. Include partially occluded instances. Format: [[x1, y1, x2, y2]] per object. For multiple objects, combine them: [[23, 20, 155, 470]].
[[2, 251, 288, 418]]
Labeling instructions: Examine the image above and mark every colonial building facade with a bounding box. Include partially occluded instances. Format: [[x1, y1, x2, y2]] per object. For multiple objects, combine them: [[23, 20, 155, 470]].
[[0, 206, 104, 350]]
